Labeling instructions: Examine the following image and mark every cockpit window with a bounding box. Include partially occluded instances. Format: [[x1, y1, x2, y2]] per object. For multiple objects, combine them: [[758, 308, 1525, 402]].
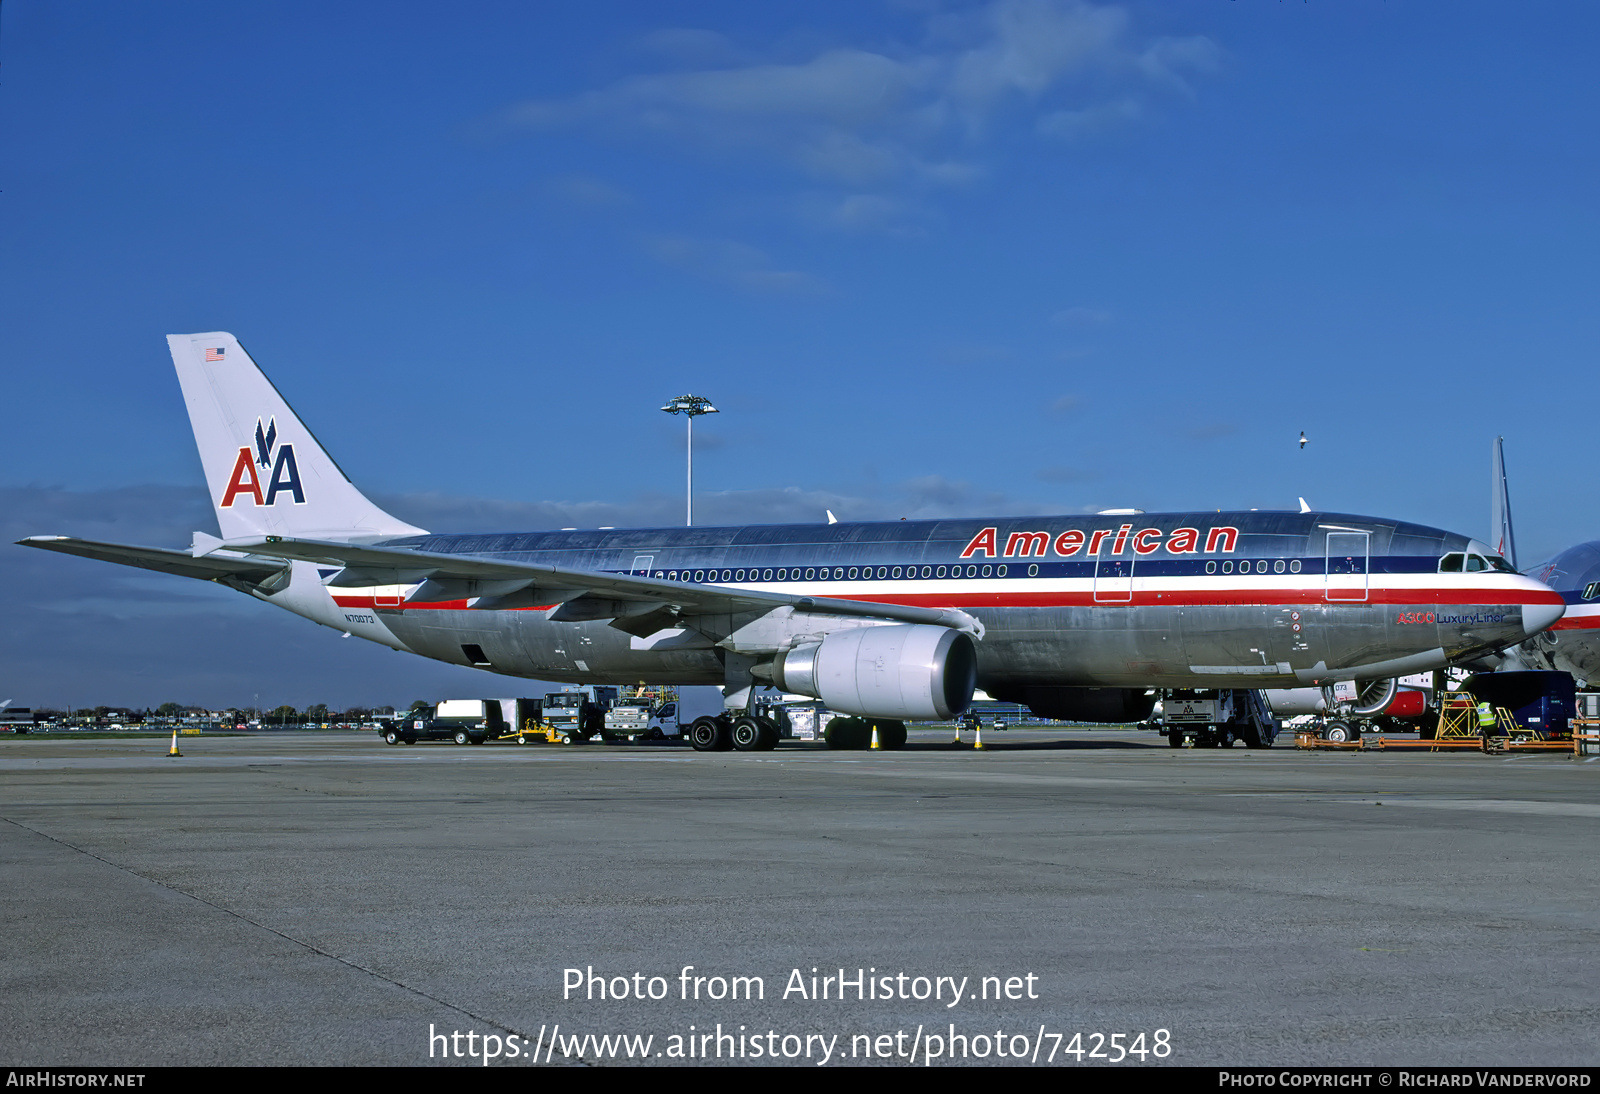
[[1440, 551, 1518, 574]]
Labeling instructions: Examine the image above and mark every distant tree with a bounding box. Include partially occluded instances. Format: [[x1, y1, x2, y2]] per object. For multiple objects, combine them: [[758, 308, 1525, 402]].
[[270, 705, 299, 725], [304, 703, 329, 722], [408, 700, 432, 712], [156, 702, 184, 718]]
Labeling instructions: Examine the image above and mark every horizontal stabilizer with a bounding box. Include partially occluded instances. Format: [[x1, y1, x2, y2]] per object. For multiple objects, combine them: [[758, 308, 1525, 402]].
[[19, 536, 289, 584]]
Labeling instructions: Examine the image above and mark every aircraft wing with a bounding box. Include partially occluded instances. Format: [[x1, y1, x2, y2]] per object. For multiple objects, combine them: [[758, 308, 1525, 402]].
[[232, 536, 984, 638], [19, 536, 290, 584]]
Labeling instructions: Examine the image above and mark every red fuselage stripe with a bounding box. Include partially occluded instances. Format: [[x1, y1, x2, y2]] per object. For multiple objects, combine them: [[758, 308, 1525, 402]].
[[331, 587, 1562, 612]]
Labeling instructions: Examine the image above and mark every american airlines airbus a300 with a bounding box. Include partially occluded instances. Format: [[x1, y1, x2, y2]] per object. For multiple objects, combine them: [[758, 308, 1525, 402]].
[[21, 334, 1567, 749]]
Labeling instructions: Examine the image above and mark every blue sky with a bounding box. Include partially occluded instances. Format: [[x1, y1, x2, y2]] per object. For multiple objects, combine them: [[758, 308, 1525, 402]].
[[2, 1, 1596, 709]]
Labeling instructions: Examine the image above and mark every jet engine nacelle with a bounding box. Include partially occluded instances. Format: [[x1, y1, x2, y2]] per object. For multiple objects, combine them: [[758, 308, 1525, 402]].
[[771, 624, 977, 721], [1264, 688, 1329, 716], [1266, 678, 1400, 717]]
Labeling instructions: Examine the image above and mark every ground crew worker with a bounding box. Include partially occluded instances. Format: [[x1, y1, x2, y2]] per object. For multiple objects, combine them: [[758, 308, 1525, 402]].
[[1477, 701, 1497, 734]]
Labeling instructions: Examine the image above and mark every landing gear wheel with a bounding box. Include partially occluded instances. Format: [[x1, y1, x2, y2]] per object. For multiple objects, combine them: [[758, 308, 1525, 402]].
[[824, 717, 871, 750], [731, 717, 765, 752], [454, 730, 470, 745], [689, 716, 731, 752], [756, 718, 781, 751], [870, 720, 907, 750], [384, 729, 401, 746], [1323, 721, 1354, 743]]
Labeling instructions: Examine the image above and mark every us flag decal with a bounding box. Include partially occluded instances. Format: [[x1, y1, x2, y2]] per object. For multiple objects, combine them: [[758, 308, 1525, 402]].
[[205, 347, 226, 361]]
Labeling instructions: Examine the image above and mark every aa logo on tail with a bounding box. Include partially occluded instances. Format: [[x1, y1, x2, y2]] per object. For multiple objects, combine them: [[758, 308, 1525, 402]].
[[220, 417, 304, 507]]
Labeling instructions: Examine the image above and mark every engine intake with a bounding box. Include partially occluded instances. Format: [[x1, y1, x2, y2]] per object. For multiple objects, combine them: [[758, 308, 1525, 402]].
[[772, 624, 976, 721]]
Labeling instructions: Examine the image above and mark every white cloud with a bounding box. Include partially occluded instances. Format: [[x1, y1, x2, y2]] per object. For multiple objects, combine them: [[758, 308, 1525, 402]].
[[508, 0, 1220, 228], [644, 234, 828, 294], [631, 28, 747, 67], [1038, 96, 1142, 139], [824, 193, 929, 236], [545, 173, 633, 209]]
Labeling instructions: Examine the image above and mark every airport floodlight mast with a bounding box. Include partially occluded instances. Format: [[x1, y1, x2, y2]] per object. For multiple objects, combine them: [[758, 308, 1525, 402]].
[[660, 394, 718, 526]]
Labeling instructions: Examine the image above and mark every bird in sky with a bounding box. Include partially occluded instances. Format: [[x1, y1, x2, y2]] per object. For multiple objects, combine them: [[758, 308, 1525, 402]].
[[1299, 431, 1308, 449]]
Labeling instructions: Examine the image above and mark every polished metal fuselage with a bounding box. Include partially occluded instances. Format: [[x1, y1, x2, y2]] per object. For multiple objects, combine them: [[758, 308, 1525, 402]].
[[299, 511, 1562, 691]]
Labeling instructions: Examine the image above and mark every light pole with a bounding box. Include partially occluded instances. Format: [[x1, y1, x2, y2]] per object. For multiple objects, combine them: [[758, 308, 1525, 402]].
[[660, 394, 718, 526]]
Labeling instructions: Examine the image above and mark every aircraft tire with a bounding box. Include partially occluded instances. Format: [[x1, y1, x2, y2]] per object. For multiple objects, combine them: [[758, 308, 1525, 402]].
[[1323, 721, 1353, 743], [731, 717, 766, 752], [825, 717, 871, 750], [689, 717, 726, 752], [871, 720, 908, 750], [755, 719, 781, 750]]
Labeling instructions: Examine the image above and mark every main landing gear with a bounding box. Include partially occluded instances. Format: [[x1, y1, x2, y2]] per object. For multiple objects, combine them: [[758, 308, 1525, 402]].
[[689, 713, 781, 752]]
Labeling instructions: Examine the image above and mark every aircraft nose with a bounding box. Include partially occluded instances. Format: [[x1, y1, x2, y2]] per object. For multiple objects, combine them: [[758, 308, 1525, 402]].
[[1522, 598, 1566, 638]]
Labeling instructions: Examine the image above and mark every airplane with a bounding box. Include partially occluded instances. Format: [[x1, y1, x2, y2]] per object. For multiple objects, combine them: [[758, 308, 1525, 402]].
[[1489, 437, 1599, 686], [18, 333, 1567, 751]]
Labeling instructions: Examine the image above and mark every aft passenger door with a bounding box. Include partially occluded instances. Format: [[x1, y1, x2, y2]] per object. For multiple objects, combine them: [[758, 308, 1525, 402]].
[[1094, 553, 1133, 603], [1324, 532, 1370, 602]]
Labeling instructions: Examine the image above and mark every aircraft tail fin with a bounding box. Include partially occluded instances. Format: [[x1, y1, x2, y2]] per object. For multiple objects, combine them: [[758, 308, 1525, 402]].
[[167, 333, 426, 542], [1491, 435, 1518, 569]]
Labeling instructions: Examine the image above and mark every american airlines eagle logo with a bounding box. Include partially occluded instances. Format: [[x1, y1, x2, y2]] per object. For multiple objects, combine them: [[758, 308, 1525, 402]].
[[220, 416, 305, 507]]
